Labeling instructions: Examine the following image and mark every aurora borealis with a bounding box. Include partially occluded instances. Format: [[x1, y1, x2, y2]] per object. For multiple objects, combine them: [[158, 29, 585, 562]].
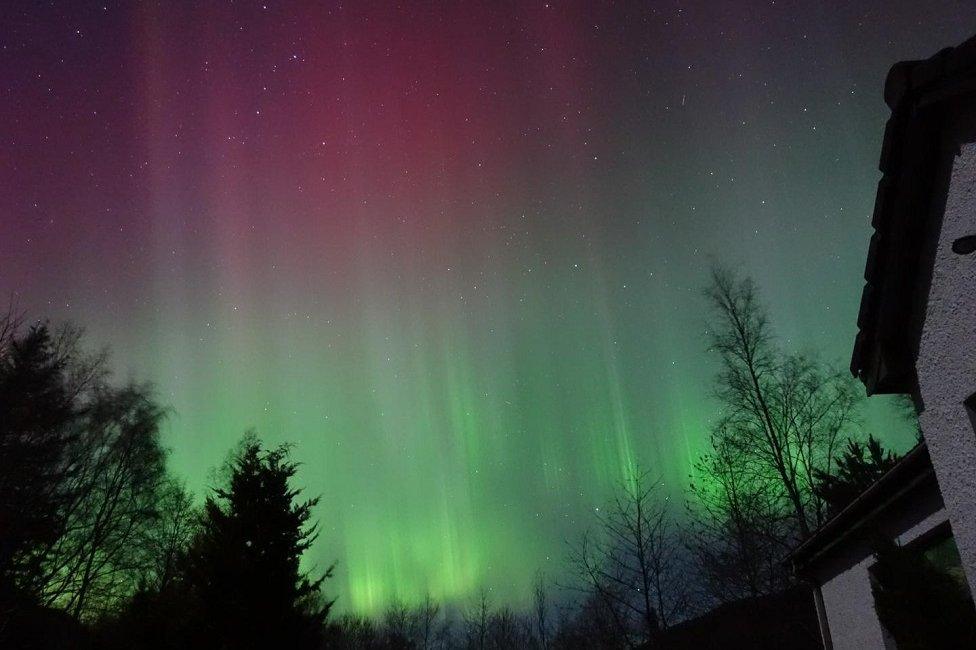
[[2, 1, 974, 615]]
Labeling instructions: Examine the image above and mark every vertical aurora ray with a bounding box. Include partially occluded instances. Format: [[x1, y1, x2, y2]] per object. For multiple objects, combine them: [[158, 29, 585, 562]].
[[2, 0, 971, 616]]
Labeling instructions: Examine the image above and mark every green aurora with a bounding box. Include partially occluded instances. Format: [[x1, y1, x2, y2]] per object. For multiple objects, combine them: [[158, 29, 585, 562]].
[[2, 1, 970, 614]]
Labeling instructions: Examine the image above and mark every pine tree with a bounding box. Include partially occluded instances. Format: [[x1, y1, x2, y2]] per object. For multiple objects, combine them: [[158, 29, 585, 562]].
[[0, 324, 77, 607], [184, 435, 333, 649], [812, 435, 898, 517]]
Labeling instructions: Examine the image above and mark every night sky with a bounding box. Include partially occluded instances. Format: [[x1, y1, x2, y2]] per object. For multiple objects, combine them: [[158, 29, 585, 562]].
[[2, 1, 973, 614]]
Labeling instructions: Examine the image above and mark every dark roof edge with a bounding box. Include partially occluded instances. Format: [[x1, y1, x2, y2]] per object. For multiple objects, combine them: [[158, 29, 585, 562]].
[[851, 34, 976, 395], [788, 442, 933, 570], [885, 35, 976, 111]]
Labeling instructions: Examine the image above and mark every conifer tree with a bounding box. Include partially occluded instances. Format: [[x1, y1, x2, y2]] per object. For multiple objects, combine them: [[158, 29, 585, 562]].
[[184, 435, 333, 649], [0, 323, 77, 607], [812, 435, 899, 516]]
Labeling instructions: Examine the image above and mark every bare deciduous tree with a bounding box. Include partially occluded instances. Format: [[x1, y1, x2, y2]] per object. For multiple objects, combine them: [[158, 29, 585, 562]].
[[705, 268, 860, 538], [485, 606, 533, 649], [327, 594, 448, 649], [138, 480, 197, 593], [686, 433, 794, 603], [462, 589, 492, 650], [1, 316, 174, 629], [416, 592, 442, 650], [0, 320, 106, 609], [533, 572, 551, 650], [568, 470, 686, 648], [41, 384, 168, 620]]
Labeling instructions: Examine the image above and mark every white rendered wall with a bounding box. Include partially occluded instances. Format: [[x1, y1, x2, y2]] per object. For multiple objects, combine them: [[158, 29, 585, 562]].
[[916, 99, 976, 599], [814, 486, 946, 650]]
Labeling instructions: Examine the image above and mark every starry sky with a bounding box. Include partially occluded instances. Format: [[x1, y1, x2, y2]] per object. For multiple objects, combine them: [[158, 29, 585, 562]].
[[2, 1, 974, 614]]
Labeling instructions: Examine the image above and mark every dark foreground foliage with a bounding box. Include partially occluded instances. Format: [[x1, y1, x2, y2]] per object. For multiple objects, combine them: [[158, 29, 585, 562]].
[[812, 436, 899, 516], [871, 537, 976, 650], [98, 437, 333, 650], [655, 586, 821, 650], [0, 318, 173, 633], [1, 264, 950, 650]]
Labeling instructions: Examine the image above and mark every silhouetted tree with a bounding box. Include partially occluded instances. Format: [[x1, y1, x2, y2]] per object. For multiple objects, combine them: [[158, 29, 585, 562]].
[[43, 384, 168, 620], [550, 590, 628, 650], [456, 590, 535, 650], [461, 589, 492, 650], [380, 598, 415, 649], [324, 597, 449, 650], [93, 577, 193, 650], [704, 268, 860, 538], [415, 593, 443, 650], [686, 432, 794, 604], [484, 606, 533, 649], [1, 316, 172, 630], [813, 435, 899, 516], [532, 572, 551, 650], [895, 394, 922, 440], [324, 613, 382, 648], [568, 470, 686, 648], [871, 536, 976, 649], [183, 434, 333, 649], [0, 319, 85, 620], [127, 479, 198, 596]]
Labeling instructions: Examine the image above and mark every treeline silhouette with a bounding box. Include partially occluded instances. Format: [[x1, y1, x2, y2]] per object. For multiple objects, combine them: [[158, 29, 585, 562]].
[[0, 269, 957, 649]]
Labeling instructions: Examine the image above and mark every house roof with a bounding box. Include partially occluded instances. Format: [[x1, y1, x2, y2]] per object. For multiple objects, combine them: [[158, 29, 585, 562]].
[[851, 34, 976, 395], [654, 586, 821, 650], [788, 442, 934, 572]]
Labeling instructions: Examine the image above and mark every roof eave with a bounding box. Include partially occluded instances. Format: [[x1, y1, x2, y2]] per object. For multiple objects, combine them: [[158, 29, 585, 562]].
[[851, 34, 976, 395], [788, 442, 932, 572]]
